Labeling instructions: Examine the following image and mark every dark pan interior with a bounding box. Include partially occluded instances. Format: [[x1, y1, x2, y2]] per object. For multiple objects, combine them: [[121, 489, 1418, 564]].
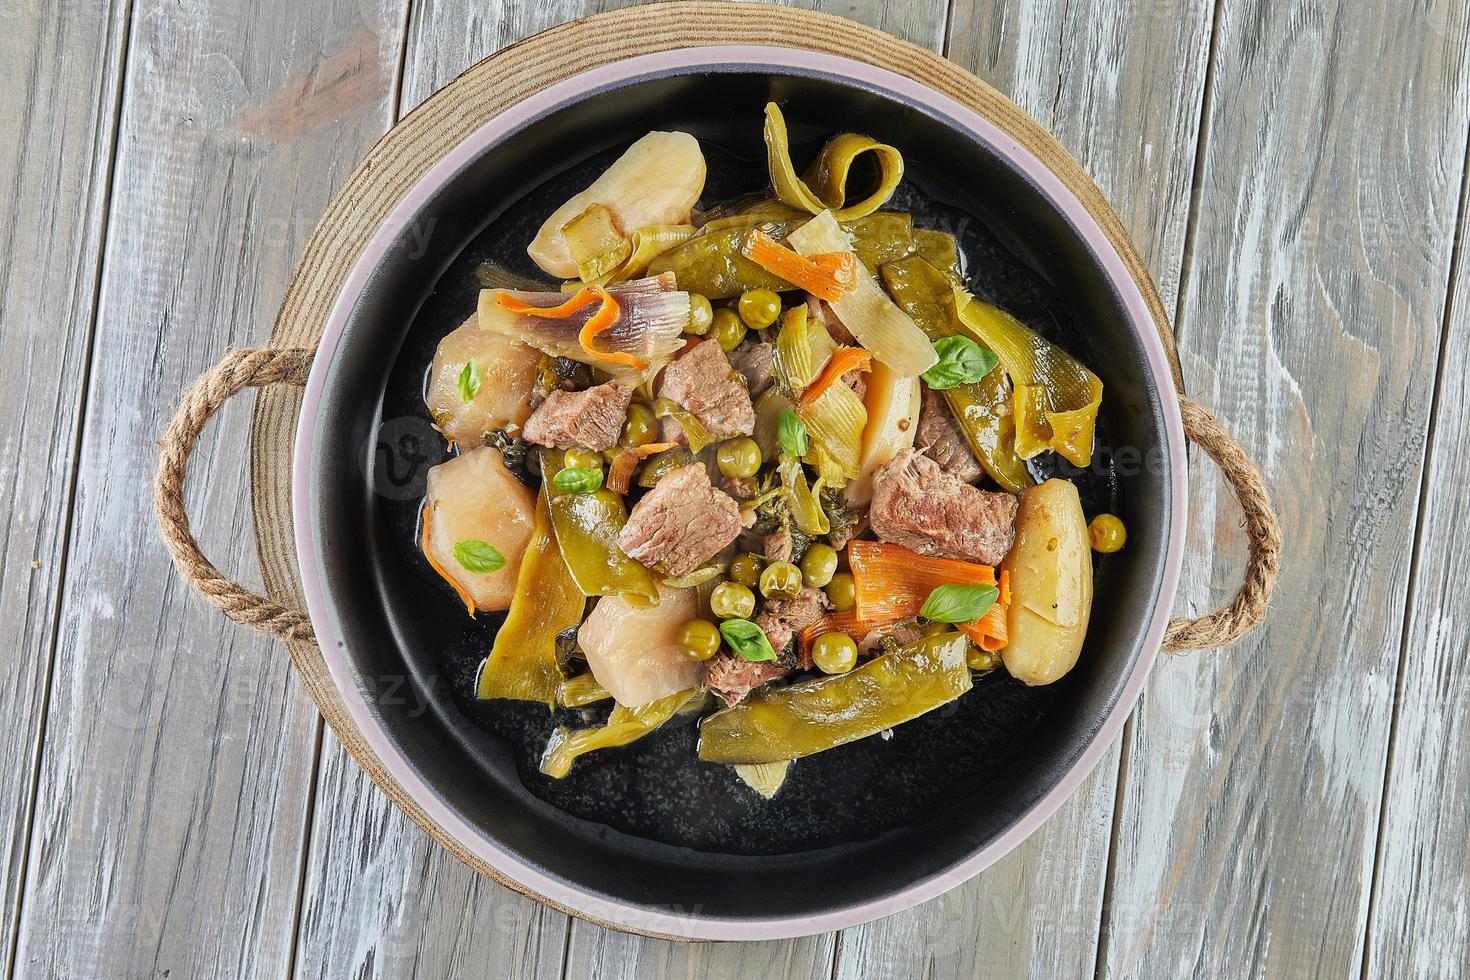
[[306, 65, 1171, 924]]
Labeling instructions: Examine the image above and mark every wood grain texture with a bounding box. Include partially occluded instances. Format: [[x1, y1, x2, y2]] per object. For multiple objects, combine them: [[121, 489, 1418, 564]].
[[0, 1, 131, 972], [834, 3, 1213, 976], [288, 2, 586, 974], [1099, 0, 1470, 976], [1364, 154, 1470, 977], [9, 2, 409, 977], [292, 2, 931, 976]]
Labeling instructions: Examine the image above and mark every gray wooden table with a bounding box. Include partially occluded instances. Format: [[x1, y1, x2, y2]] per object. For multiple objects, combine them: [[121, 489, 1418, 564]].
[[2, 0, 1467, 976]]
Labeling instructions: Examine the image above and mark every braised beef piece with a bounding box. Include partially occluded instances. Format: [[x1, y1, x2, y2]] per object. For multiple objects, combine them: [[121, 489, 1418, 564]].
[[705, 653, 788, 707], [763, 526, 793, 563], [916, 388, 984, 484], [869, 448, 1018, 565], [727, 337, 774, 401], [858, 619, 926, 656], [617, 463, 742, 576], [755, 586, 831, 664], [720, 475, 760, 500], [521, 379, 632, 451], [657, 339, 755, 440]]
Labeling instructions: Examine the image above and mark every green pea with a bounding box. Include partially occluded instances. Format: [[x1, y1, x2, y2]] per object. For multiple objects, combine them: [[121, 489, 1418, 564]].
[[812, 632, 858, 674], [737, 288, 782, 330], [710, 581, 756, 620], [620, 403, 658, 448], [710, 308, 747, 351], [800, 543, 838, 588], [563, 447, 603, 471], [825, 571, 856, 612], [678, 619, 722, 661], [686, 293, 714, 335], [730, 553, 764, 588], [759, 560, 803, 600], [967, 645, 1001, 673], [716, 437, 762, 479]]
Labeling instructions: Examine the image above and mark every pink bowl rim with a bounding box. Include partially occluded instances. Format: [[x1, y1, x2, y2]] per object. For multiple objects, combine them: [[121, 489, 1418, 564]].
[[291, 44, 1188, 941]]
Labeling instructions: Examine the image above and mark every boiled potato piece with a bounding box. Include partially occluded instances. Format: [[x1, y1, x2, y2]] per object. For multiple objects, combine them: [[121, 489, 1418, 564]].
[[425, 314, 541, 447], [577, 582, 703, 708], [528, 132, 706, 279], [847, 359, 920, 506], [422, 447, 537, 613], [999, 479, 1093, 685]]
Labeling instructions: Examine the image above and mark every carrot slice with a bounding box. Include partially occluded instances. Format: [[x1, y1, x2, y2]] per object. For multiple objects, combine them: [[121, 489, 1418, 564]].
[[848, 540, 997, 622], [796, 346, 873, 411], [419, 505, 476, 617], [495, 285, 642, 370], [957, 570, 1010, 651], [742, 230, 859, 302], [606, 440, 678, 494]]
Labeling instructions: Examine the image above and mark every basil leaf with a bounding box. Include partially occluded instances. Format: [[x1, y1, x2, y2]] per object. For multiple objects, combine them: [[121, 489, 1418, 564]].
[[919, 582, 1000, 623], [777, 407, 808, 458], [457, 358, 482, 403], [719, 618, 778, 662], [921, 336, 998, 390], [452, 539, 505, 574], [553, 466, 604, 494]]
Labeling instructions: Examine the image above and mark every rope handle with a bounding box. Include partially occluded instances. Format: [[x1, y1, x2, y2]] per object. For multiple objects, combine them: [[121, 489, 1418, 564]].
[[154, 351, 1279, 651], [1163, 397, 1281, 650], [154, 346, 316, 644]]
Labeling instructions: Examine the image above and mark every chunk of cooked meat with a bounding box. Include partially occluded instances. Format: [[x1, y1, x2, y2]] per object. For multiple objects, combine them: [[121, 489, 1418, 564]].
[[858, 619, 926, 656], [916, 388, 984, 484], [617, 463, 743, 576], [869, 448, 1019, 565], [704, 652, 789, 707], [720, 475, 760, 500], [755, 586, 831, 662], [521, 379, 634, 451], [763, 526, 793, 563], [727, 337, 774, 400], [658, 339, 755, 439]]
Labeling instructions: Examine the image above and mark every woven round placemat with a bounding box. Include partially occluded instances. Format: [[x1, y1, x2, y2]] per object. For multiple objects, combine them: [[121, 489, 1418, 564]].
[[155, 1, 1278, 938]]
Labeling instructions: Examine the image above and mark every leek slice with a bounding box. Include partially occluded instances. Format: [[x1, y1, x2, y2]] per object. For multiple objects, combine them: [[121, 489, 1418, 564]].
[[952, 287, 1103, 468], [787, 212, 937, 378], [762, 103, 903, 221]]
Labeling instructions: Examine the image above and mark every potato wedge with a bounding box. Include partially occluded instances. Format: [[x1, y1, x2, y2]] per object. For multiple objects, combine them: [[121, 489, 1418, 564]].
[[577, 582, 703, 708], [999, 478, 1093, 685], [422, 447, 537, 613], [425, 314, 541, 446], [847, 358, 920, 506], [528, 132, 706, 279]]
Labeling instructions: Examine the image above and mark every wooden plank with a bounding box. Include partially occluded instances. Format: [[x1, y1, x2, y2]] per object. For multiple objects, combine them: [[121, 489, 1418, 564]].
[[835, 3, 1214, 976], [1364, 154, 1470, 975], [9, 3, 411, 977], [285, 5, 583, 977], [292, 1, 934, 975], [0, 1, 131, 972], [1098, 0, 1470, 976]]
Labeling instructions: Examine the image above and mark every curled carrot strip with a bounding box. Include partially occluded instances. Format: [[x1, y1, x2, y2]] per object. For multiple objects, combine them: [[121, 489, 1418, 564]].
[[606, 440, 679, 494], [848, 540, 997, 621], [495, 285, 644, 370], [957, 570, 1010, 651], [797, 346, 873, 411], [419, 505, 476, 617], [742, 230, 858, 302]]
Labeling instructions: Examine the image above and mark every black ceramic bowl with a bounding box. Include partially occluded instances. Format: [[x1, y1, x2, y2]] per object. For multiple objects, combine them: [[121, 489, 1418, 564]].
[[293, 46, 1186, 939]]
